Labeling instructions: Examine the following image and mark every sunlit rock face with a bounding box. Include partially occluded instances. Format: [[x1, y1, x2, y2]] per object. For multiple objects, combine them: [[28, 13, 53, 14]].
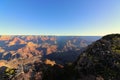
[[0, 35, 100, 60], [8, 37, 26, 46], [0, 35, 101, 80], [0, 35, 12, 41]]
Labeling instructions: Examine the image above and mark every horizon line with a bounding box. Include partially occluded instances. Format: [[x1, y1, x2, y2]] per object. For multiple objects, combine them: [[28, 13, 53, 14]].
[[0, 33, 119, 36]]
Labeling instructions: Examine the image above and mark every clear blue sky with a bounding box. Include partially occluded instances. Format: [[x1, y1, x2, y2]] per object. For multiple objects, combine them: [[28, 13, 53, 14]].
[[0, 0, 120, 35]]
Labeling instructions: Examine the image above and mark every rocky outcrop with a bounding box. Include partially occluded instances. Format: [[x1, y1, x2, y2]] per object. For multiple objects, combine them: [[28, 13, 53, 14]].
[[44, 59, 56, 66], [74, 34, 120, 80], [8, 37, 26, 46]]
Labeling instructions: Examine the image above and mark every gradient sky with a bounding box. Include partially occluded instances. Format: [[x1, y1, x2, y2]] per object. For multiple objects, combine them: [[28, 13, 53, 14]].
[[0, 0, 120, 35]]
